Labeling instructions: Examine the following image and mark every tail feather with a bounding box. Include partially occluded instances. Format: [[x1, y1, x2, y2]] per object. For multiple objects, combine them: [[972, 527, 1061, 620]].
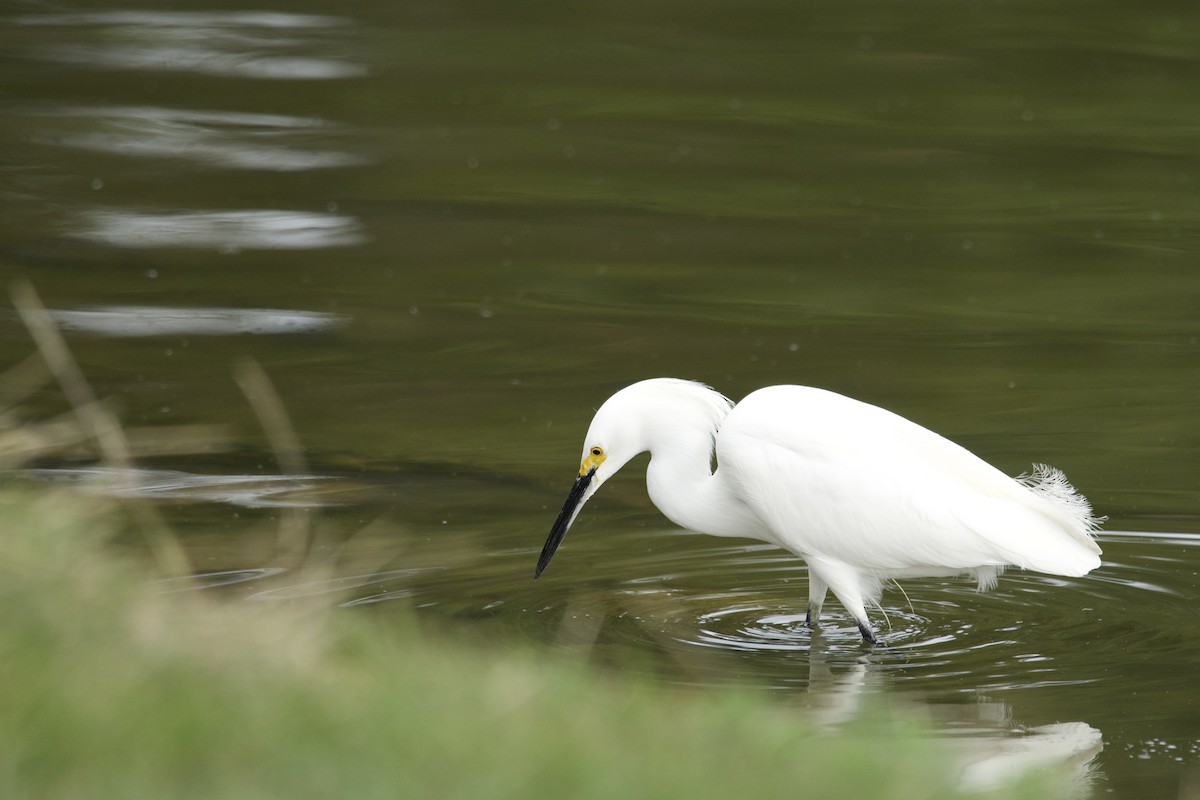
[[1017, 464, 1104, 552], [1017, 464, 1103, 531], [965, 464, 1103, 577]]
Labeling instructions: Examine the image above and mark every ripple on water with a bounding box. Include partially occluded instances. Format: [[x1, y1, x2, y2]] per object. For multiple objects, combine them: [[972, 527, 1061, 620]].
[[159, 567, 285, 592], [22, 467, 338, 508], [504, 528, 1199, 692], [247, 567, 444, 605], [691, 602, 935, 652]]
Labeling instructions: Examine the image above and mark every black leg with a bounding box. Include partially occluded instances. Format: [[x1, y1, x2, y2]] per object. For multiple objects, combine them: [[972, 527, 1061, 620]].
[[857, 622, 880, 646]]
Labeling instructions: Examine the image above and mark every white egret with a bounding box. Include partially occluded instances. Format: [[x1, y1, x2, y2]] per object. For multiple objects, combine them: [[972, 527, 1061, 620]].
[[536, 378, 1102, 644]]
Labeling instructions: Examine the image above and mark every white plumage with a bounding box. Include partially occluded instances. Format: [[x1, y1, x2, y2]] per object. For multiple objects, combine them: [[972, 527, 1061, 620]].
[[536, 378, 1102, 643]]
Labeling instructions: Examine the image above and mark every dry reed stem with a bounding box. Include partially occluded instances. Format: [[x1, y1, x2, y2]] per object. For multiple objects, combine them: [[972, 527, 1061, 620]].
[[232, 357, 313, 566], [10, 280, 191, 578]]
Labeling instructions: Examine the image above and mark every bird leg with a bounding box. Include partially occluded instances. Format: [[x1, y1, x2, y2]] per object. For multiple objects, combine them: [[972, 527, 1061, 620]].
[[806, 559, 884, 645], [857, 622, 880, 646], [804, 573, 828, 629]]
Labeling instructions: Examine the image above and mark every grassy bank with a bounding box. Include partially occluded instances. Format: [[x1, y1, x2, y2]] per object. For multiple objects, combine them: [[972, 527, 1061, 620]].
[[0, 490, 1052, 799]]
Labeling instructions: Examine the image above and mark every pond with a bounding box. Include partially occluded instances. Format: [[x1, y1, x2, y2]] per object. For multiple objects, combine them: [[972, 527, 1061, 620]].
[[3, 1, 1199, 796]]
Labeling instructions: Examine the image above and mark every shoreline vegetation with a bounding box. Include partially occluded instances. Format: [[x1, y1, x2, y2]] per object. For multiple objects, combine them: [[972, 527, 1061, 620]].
[[0, 489, 1056, 800], [0, 284, 1066, 798]]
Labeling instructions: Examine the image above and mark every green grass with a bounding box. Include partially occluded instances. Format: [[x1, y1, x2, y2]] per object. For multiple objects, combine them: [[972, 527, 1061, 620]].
[[0, 490, 1051, 800]]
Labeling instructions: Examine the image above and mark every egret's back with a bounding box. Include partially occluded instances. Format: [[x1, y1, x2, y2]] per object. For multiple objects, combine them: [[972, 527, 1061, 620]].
[[718, 385, 1101, 580]]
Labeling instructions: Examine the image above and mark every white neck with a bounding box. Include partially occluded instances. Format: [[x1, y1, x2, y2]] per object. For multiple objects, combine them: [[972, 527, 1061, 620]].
[[643, 424, 766, 541]]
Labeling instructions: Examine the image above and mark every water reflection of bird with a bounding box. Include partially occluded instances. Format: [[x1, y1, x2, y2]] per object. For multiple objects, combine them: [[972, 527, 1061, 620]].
[[536, 378, 1102, 644]]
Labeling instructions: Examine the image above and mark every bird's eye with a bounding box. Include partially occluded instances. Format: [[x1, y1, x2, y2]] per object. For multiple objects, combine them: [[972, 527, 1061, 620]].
[[590, 447, 604, 457]]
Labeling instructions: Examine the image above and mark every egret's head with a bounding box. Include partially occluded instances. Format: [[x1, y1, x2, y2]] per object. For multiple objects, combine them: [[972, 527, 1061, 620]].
[[535, 379, 728, 578], [533, 388, 653, 578], [575, 396, 644, 486]]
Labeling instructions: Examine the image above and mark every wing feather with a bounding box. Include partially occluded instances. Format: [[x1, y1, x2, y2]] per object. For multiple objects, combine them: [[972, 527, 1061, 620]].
[[718, 386, 1100, 578]]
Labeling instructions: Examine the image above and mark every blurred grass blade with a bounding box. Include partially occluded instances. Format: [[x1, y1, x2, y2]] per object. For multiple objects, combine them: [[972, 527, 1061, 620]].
[[233, 357, 312, 564], [10, 280, 190, 578]]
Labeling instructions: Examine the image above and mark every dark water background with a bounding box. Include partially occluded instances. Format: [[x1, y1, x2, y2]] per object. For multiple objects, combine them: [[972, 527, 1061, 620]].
[[3, 2, 1200, 796]]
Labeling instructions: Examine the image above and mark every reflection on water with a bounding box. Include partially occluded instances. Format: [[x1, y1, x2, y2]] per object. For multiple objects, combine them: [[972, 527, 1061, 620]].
[[17, 11, 353, 27], [73, 209, 366, 250], [23, 467, 339, 508], [48, 306, 347, 337], [158, 567, 286, 592], [11, 9, 370, 252], [796, 652, 1101, 795], [26, 106, 364, 171], [956, 722, 1102, 796], [17, 11, 366, 79]]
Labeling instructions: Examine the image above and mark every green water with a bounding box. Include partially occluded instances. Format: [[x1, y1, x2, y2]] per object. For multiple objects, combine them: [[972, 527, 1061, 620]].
[[3, 2, 1200, 795]]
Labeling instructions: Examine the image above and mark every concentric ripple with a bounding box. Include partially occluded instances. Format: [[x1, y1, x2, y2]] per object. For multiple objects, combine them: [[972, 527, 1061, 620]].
[[692, 602, 938, 653], [498, 525, 1200, 693]]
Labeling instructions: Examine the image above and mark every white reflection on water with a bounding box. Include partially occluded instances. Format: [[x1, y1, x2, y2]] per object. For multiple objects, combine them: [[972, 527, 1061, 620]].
[[49, 306, 346, 337], [17, 11, 351, 28], [25, 467, 331, 508], [28, 106, 365, 172], [73, 209, 366, 250], [800, 650, 1101, 795], [956, 721, 1102, 796], [17, 11, 366, 80]]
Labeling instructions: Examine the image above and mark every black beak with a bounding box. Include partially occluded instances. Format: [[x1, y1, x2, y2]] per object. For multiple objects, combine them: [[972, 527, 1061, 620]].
[[535, 468, 595, 578]]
